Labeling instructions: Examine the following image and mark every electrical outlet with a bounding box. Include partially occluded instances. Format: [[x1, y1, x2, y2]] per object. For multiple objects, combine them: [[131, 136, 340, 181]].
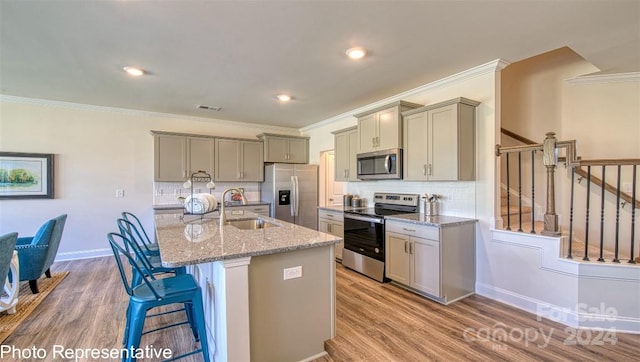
[[174, 189, 181, 196], [156, 189, 163, 196], [283, 266, 302, 280], [115, 189, 125, 198]]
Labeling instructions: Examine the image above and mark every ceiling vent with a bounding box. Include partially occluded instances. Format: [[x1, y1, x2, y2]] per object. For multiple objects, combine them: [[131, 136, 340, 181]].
[[196, 105, 222, 111]]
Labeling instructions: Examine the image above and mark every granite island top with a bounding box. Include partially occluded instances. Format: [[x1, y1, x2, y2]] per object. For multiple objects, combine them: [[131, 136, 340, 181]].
[[153, 201, 270, 211], [155, 212, 342, 267], [385, 213, 477, 227]]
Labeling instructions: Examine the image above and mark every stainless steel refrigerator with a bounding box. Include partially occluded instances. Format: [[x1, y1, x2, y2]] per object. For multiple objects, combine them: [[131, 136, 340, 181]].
[[261, 164, 318, 230]]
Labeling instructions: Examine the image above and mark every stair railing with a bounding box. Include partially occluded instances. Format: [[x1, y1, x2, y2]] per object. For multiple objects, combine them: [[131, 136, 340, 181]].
[[567, 159, 639, 263], [497, 130, 639, 264], [496, 132, 576, 235]]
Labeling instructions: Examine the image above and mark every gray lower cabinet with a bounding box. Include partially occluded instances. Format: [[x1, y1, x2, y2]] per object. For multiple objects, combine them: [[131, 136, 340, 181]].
[[230, 204, 270, 217], [402, 97, 480, 181], [385, 219, 475, 304], [214, 138, 263, 182], [318, 209, 344, 261]]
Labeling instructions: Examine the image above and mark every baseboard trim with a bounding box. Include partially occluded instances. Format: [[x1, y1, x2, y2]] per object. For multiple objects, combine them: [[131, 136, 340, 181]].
[[55, 248, 112, 262], [476, 283, 640, 334]]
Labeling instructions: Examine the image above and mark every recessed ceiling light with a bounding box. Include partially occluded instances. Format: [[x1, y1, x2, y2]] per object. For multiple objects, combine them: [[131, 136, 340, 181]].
[[346, 47, 367, 60], [123, 66, 145, 76], [277, 94, 292, 102]]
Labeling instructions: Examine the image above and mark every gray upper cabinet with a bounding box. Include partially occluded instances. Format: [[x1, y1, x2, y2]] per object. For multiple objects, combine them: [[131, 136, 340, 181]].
[[188, 137, 215, 176], [258, 133, 309, 164], [332, 126, 358, 181], [154, 133, 214, 181], [402, 98, 480, 181], [355, 101, 422, 154], [215, 138, 264, 182]]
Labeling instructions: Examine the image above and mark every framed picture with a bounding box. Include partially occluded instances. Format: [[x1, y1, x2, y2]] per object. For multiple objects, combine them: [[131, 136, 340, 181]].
[[0, 152, 54, 199]]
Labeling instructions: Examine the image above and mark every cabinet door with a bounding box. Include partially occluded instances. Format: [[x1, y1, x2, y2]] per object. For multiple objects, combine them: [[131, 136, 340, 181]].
[[155, 134, 187, 181], [403, 112, 428, 181], [240, 141, 264, 181], [347, 130, 358, 181], [287, 138, 308, 163], [385, 233, 410, 284], [264, 137, 288, 163], [411, 237, 441, 297], [358, 114, 377, 153], [376, 107, 400, 150], [215, 139, 240, 181], [188, 137, 214, 175], [334, 132, 349, 181], [428, 104, 458, 181], [332, 222, 344, 260]]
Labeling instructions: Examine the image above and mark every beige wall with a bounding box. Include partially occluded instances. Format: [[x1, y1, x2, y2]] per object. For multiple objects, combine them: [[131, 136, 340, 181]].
[[501, 47, 599, 140], [0, 99, 299, 258]]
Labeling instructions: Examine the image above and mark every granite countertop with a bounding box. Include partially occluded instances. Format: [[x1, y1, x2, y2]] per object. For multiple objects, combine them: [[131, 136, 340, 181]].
[[155, 212, 341, 267], [317, 205, 365, 212], [154, 201, 270, 210], [384, 213, 478, 227]]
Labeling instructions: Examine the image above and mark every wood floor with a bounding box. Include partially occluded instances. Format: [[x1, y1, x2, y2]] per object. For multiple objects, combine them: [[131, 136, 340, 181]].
[[4, 257, 639, 362]]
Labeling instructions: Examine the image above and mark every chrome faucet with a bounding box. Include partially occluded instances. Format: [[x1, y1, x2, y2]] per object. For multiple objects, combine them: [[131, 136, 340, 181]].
[[219, 188, 248, 227]]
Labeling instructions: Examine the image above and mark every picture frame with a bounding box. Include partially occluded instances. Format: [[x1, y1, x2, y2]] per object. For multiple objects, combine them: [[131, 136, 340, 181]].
[[0, 152, 54, 199]]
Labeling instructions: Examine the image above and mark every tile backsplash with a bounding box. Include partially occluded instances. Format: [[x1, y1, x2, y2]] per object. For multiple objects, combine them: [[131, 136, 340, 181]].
[[345, 180, 476, 218], [153, 181, 261, 205]]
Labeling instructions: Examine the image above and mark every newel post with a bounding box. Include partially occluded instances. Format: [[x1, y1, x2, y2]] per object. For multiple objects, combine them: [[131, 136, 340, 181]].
[[542, 132, 561, 236]]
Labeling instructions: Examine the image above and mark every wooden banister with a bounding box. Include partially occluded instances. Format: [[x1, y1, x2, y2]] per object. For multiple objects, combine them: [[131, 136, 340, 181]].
[[575, 166, 640, 209], [500, 128, 639, 209]]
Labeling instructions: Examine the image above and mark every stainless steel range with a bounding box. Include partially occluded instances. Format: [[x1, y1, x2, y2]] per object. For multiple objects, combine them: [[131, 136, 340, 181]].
[[342, 192, 420, 282]]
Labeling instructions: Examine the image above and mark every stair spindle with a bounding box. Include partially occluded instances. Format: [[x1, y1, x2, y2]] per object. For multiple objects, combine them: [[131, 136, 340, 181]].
[[518, 152, 523, 232], [598, 166, 606, 262], [506, 153, 511, 231], [630, 165, 637, 264], [531, 151, 536, 234], [613, 165, 621, 263], [568, 168, 575, 259], [584, 166, 591, 261]]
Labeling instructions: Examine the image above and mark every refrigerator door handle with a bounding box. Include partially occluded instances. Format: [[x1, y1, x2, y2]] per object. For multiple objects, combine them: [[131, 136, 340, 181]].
[[290, 176, 296, 216], [293, 175, 300, 217]]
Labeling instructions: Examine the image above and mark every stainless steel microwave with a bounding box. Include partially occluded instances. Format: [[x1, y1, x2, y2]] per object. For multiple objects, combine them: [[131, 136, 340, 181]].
[[356, 148, 402, 180]]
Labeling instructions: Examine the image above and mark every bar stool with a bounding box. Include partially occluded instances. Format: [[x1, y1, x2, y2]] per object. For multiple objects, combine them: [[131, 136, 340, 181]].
[[121, 212, 159, 256], [108, 232, 209, 362], [117, 218, 186, 286]]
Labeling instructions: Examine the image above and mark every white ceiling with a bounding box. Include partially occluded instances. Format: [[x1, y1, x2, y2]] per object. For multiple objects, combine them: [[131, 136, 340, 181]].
[[1, 1, 638, 129]]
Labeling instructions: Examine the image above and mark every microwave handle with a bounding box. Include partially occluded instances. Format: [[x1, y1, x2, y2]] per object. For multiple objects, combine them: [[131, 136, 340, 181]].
[[384, 155, 391, 173]]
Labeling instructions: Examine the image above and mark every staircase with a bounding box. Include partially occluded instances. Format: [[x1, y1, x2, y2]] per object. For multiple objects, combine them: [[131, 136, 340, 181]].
[[497, 130, 639, 265]]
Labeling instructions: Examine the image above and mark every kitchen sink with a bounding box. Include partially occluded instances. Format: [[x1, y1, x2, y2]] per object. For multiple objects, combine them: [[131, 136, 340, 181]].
[[225, 218, 278, 230]]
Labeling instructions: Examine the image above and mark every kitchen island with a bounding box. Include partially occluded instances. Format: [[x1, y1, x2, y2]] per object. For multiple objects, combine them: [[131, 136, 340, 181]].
[[155, 212, 341, 362]]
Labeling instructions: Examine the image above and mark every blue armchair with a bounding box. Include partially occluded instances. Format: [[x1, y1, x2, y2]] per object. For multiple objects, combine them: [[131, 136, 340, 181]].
[[15, 214, 67, 293], [0, 232, 19, 313]]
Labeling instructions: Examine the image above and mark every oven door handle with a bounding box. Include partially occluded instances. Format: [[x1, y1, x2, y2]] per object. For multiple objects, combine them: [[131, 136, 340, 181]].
[[344, 214, 384, 224]]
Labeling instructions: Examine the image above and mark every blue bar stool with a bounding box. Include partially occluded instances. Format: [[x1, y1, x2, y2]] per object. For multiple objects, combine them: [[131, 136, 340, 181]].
[[117, 218, 186, 285], [121, 212, 160, 256], [108, 232, 210, 362]]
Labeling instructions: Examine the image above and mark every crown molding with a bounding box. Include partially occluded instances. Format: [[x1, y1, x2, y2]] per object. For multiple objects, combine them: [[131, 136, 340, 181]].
[[302, 59, 509, 132], [565, 72, 640, 85], [0, 94, 299, 134]]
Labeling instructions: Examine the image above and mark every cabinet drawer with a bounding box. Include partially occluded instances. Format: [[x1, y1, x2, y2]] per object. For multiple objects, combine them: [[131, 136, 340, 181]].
[[386, 221, 439, 241], [318, 209, 344, 222]]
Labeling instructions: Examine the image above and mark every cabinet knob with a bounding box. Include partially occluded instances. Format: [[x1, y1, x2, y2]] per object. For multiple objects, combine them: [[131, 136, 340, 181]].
[[404, 241, 409, 253]]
